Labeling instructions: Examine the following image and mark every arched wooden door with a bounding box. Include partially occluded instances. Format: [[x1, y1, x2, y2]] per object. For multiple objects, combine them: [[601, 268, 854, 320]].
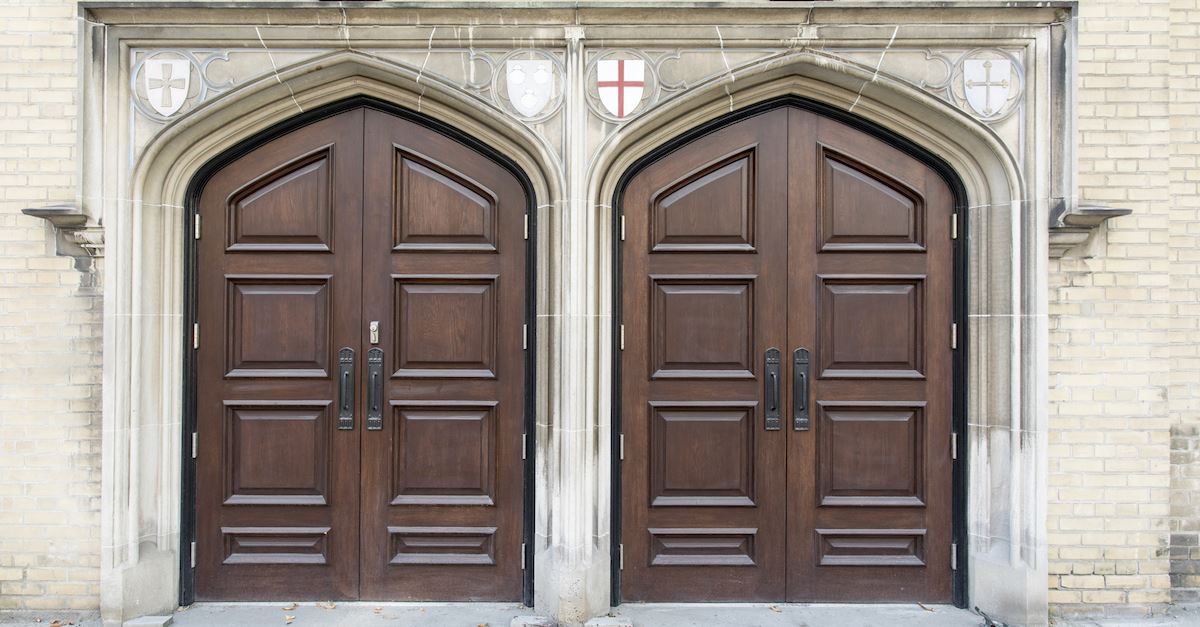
[[619, 105, 956, 602], [193, 105, 528, 601]]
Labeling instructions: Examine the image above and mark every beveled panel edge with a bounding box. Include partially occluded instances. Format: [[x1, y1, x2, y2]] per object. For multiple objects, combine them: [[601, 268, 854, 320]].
[[815, 142, 926, 253], [392, 145, 499, 253], [225, 144, 335, 254], [649, 144, 758, 254]]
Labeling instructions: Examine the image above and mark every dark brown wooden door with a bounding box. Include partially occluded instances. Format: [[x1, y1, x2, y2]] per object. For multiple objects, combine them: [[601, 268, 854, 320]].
[[195, 106, 526, 601], [358, 109, 526, 600], [620, 106, 954, 603]]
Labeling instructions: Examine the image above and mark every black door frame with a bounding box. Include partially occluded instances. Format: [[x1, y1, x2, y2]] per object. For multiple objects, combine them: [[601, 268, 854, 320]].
[[609, 95, 970, 608], [179, 95, 538, 606]]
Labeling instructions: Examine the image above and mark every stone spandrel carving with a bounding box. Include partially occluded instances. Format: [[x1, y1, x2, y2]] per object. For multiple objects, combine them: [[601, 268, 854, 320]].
[[131, 49, 239, 122], [128, 47, 568, 159], [826, 46, 1026, 124], [583, 48, 783, 126]]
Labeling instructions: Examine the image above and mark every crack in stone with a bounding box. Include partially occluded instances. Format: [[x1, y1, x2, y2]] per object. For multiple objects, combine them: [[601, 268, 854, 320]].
[[848, 25, 899, 114], [254, 26, 303, 114]]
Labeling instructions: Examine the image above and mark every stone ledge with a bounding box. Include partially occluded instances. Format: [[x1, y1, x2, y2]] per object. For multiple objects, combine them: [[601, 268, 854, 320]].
[[1049, 203, 1133, 258]]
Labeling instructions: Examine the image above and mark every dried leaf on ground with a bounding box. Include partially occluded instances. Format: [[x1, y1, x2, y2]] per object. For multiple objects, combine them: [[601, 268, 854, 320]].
[[284, 615, 295, 624], [768, 605, 782, 613], [281, 602, 298, 611], [316, 602, 337, 610]]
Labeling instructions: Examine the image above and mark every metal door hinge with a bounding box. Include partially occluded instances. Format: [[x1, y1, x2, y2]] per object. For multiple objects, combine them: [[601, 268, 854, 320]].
[[194, 214, 201, 240], [191, 432, 197, 459], [950, 213, 958, 240], [193, 323, 200, 349], [523, 324, 528, 350], [522, 434, 527, 460], [524, 214, 529, 240], [951, 432, 958, 460], [620, 215, 626, 241], [619, 433, 625, 461], [521, 543, 526, 570], [951, 322, 958, 350], [619, 544, 624, 570], [951, 543, 958, 570], [190, 541, 197, 568], [619, 324, 625, 351]]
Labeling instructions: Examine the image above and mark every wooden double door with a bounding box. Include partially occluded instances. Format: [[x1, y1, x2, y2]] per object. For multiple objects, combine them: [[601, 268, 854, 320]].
[[194, 106, 526, 601], [620, 106, 955, 602]]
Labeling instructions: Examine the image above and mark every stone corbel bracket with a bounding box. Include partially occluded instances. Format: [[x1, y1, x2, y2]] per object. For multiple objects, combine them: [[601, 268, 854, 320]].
[[1048, 202, 1132, 257], [22, 203, 104, 287]]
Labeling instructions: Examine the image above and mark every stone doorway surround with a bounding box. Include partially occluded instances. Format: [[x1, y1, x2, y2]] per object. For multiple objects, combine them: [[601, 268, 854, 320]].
[[59, 2, 1100, 625]]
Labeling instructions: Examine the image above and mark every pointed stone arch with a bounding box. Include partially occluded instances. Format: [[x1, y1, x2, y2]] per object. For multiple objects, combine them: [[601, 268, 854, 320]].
[[590, 53, 1044, 625], [103, 50, 559, 621]]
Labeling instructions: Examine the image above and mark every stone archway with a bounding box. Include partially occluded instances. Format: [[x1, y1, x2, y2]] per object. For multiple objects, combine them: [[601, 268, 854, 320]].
[[102, 51, 559, 622], [588, 57, 1045, 625]]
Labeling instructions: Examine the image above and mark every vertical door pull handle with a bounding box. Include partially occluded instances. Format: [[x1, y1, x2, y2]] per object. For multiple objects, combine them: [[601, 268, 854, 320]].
[[793, 347, 811, 431], [764, 347, 782, 431], [366, 347, 384, 431], [337, 347, 355, 430]]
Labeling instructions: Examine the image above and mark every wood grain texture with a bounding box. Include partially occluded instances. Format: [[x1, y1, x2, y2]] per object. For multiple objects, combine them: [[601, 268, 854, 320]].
[[621, 105, 953, 603], [196, 106, 525, 601]]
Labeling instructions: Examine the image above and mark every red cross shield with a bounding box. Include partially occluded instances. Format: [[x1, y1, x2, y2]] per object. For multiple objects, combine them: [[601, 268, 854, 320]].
[[597, 59, 645, 119]]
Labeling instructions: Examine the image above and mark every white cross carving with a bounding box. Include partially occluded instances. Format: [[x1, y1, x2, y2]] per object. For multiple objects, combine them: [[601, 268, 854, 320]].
[[148, 63, 185, 109], [964, 60, 1010, 116]]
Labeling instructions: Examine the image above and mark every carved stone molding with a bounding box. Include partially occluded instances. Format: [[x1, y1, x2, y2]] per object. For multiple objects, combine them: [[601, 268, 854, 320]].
[[1049, 203, 1132, 257]]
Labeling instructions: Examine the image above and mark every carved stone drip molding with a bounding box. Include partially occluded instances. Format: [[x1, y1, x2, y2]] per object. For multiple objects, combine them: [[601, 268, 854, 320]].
[[22, 203, 104, 289], [1048, 203, 1132, 257]]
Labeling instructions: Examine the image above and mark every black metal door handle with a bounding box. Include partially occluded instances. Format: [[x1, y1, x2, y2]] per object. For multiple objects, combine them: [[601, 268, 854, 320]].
[[366, 347, 384, 431], [337, 347, 355, 430], [765, 347, 781, 431], [793, 347, 810, 431]]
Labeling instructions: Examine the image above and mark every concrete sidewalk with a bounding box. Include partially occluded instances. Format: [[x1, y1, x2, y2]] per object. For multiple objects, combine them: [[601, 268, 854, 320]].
[[4, 602, 1200, 626]]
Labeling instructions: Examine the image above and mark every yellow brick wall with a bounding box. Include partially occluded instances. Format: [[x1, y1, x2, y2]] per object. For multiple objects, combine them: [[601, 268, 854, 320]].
[[1167, 0, 1200, 605], [0, 0, 1196, 618], [0, 0, 102, 615], [1046, 0, 1178, 616]]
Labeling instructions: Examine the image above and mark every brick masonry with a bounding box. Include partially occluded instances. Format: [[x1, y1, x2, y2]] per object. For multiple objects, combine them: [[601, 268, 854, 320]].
[[0, 0, 1197, 618], [1045, 0, 1191, 618], [0, 0, 103, 614]]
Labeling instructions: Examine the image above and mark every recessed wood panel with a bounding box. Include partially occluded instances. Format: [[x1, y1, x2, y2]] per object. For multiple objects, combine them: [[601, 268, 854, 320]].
[[817, 148, 924, 252], [390, 401, 497, 505], [648, 528, 757, 566], [223, 401, 331, 506], [225, 276, 331, 378], [394, 276, 497, 378], [651, 277, 754, 379], [387, 527, 497, 565], [650, 402, 756, 506], [651, 148, 756, 252], [393, 150, 498, 252], [818, 276, 924, 379], [815, 529, 926, 567], [817, 402, 926, 507], [221, 527, 330, 565], [227, 147, 333, 252]]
